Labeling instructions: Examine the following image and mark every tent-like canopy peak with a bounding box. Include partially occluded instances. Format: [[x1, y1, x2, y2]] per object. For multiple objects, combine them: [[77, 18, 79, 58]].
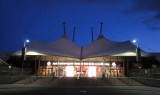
[[13, 35, 149, 59]]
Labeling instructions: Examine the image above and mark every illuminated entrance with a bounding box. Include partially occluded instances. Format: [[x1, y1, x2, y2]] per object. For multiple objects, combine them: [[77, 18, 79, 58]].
[[40, 62, 123, 77], [66, 66, 74, 77], [88, 66, 96, 77]]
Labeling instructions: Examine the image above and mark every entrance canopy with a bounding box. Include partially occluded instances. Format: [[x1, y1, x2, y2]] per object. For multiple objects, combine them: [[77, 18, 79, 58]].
[[13, 35, 81, 58], [13, 35, 149, 59], [82, 35, 149, 58]]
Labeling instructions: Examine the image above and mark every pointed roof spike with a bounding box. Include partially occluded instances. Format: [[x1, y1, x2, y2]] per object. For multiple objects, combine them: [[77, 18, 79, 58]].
[[63, 22, 66, 35], [73, 27, 76, 42], [91, 27, 94, 42], [100, 22, 103, 35]]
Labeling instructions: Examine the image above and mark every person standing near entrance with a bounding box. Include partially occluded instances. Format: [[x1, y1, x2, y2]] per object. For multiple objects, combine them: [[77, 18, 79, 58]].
[[52, 68, 55, 78], [102, 72, 105, 78], [106, 69, 108, 78]]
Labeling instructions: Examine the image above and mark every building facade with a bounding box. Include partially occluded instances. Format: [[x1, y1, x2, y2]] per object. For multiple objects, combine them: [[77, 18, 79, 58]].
[[13, 34, 150, 77]]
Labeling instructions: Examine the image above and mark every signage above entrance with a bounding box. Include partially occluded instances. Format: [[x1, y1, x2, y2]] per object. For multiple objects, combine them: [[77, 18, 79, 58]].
[[47, 62, 116, 66]]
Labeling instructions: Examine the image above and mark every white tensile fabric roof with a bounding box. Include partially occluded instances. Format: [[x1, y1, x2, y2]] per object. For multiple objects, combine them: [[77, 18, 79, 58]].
[[13, 35, 149, 59], [13, 35, 81, 58], [82, 35, 149, 58]]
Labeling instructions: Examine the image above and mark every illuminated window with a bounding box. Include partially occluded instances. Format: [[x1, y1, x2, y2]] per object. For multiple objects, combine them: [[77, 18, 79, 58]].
[[112, 62, 116, 66], [47, 61, 51, 66]]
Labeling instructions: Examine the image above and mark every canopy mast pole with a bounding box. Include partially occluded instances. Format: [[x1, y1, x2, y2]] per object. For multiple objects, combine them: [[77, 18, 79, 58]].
[[100, 22, 103, 35], [63, 22, 66, 35], [73, 27, 75, 42], [80, 60, 82, 77], [91, 27, 94, 42]]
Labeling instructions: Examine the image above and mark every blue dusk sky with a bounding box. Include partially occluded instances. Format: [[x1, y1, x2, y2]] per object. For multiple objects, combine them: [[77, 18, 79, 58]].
[[0, 0, 160, 52]]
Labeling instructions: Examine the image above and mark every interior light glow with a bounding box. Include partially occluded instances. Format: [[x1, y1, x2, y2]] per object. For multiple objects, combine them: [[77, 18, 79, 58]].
[[8, 66, 11, 68], [47, 61, 51, 66], [74, 63, 80, 65], [112, 62, 116, 66], [53, 62, 57, 65], [105, 63, 110, 66], [52, 62, 116, 66], [88, 66, 96, 77], [26, 51, 45, 55], [113, 52, 136, 56], [66, 66, 74, 77]]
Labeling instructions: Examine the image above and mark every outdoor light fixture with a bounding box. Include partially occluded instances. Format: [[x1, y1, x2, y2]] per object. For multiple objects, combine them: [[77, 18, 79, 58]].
[[133, 40, 137, 43], [22, 39, 30, 76], [24, 39, 30, 47], [26, 40, 30, 43], [133, 40, 141, 62], [133, 40, 139, 47]]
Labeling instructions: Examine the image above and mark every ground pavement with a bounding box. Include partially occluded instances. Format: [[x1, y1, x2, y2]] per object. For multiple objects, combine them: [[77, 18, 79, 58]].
[[0, 84, 160, 95]]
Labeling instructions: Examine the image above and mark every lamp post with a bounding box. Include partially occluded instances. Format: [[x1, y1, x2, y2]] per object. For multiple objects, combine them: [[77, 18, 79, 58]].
[[24, 40, 29, 47], [133, 40, 139, 47], [133, 40, 141, 62], [22, 40, 29, 76]]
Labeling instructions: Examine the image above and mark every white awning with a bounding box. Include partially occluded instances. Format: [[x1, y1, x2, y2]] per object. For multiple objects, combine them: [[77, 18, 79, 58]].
[[13, 35, 149, 59]]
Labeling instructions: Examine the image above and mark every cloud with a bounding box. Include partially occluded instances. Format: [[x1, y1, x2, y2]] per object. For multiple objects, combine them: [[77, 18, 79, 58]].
[[151, 27, 160, 31], [125, 0, 160, 13], [154, 13, 160, 20], [124, 0, 160, 30]]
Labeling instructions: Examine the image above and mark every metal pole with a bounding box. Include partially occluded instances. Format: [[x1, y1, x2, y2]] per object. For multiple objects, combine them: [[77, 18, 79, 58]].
[[100, 22, 103, 35], [110, 57, 111, 77], [127, 58, 129, 77], [80, 60, 82, 77], [22, 60, 24, 76], [57, 60, 59, 77], [103, 61, 105, 77], [116, 62, 117, 77], [35, 56, 37, 75], [63, 22, 66, 35], [137, 41, 139, 48], [38, 57, 41, 76], [73, 27, 75, 42], [91, 27, 94, 42], [24, 42, 25, 47], [123, 59, 125, 77], [110, 62, 111, 77], [22, 41, 26, 76]]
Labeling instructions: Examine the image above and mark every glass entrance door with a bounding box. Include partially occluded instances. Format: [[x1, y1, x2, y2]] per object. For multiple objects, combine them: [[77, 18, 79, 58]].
[[111, 69, 117, 77], [42, 68, 52, 76], [88, 66, 96, 77], [66, 66, 74, 77]]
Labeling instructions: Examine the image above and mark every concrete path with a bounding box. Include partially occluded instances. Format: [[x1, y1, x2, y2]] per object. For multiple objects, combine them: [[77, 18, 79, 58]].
[[0, 84, 159, 91]]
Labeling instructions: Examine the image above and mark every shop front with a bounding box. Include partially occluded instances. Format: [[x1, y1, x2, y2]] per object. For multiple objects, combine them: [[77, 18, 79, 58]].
[[40, 61, 123, 77]]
